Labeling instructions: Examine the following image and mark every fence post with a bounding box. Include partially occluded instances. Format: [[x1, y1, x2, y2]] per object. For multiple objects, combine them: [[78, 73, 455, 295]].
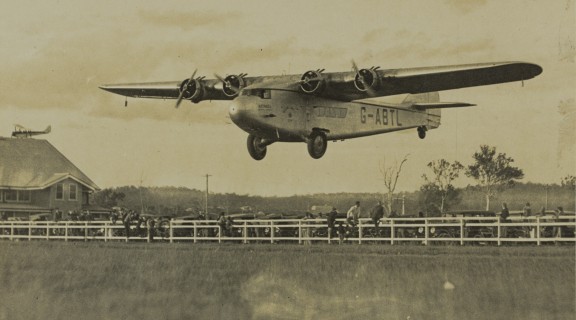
[[193, 222, 197, 244], [270, 221, 274, 244], [243, 221, 248, 244], [536, 216, 541, 246], [169, 220, 173, 244], [497, 218, 501, 246], [47, 222, 50, 240], [424, 218, 429, 246], [104, 222, 108, 242], [84, 222, 88, 242], [460, 219, 464, 246], [28, 223, 32, 241], [65, 222, 68, 242], [358, 222, 363, 245], [10, 222, 14, 241], [218, 226, 222, 244], [298, 220, 302, 245], [390, 220, 395, 245]]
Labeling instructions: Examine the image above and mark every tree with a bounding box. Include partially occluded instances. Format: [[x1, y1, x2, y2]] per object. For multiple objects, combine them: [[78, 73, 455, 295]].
[[93, 189, 126, 208], [465, 145, 524, 210], [422, 159, 464, 213], [561, 175, 575, 188], [379, 154, 409, 215]]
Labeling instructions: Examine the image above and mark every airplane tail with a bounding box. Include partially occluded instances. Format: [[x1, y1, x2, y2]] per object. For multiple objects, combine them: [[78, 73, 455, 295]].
[[44, 125, 52, 134]]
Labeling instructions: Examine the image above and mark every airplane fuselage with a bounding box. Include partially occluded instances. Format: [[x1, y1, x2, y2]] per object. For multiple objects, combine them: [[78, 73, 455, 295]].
[[229, 89, 439, 143]]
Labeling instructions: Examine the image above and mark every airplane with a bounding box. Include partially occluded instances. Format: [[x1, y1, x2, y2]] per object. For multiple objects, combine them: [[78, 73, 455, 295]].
[[12, 124, 52, 138], [99, 61, 542, 160]]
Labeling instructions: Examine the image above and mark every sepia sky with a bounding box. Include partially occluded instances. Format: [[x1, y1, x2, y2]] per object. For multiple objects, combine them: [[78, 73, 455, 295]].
[[0, 0, 574, 196]]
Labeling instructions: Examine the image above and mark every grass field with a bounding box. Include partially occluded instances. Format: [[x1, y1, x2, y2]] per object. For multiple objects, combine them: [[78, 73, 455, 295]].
[[0, 241, 574, 320]]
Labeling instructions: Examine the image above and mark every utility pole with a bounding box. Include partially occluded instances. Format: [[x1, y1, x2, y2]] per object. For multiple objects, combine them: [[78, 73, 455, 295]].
[[205, 174, 212, 216]]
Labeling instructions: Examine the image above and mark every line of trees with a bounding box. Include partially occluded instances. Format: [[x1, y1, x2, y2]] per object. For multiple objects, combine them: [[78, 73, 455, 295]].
[[92, 145, 574, 216]]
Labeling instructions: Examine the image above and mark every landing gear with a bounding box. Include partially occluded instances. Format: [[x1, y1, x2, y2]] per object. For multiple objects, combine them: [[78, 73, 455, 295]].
[[417, 126, 427, 139], [247, 134, 267, 160], [307, 131, 327, 159]]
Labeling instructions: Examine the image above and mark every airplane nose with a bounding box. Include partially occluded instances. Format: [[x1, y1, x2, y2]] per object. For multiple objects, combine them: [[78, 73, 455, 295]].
[[228, 101, 245, 123]]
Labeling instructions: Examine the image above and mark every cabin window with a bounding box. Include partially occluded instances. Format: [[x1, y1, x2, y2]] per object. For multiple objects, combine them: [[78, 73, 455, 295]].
[[241, 89, 271, 99], [69, 184, 77, 201], [56, 183, 64, 200]]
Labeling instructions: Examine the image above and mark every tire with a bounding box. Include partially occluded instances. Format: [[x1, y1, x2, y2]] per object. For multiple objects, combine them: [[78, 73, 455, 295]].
[[247, 134, 267, 160], [307, 131, 327, 159]]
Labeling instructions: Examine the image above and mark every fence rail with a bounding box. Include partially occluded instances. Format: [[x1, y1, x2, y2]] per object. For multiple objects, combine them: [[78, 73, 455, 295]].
[[0, 216, 574, 245]]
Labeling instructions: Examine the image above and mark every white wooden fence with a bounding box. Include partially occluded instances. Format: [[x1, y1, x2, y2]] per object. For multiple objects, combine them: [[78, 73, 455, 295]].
[[0, 216, 574, 245]]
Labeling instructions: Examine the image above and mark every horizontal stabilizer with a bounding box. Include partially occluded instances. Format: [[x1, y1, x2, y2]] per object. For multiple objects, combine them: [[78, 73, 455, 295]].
[[412, 102, 475, 110]]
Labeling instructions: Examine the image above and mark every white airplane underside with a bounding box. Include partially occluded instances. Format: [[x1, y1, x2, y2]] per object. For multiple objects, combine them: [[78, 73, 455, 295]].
[[100, 61, 542, 160]]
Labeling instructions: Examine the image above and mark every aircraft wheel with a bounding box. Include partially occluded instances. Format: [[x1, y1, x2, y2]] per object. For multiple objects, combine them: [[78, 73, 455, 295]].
[[417, 126, 426, 139], [247, 134, 267, 160], [307, 131, 327, 159]]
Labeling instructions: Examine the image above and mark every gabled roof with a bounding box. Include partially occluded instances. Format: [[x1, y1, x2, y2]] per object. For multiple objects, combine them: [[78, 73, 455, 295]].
[[0, 137, 99, 191]]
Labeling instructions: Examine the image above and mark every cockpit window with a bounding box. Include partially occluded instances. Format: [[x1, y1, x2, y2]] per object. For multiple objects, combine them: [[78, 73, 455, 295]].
[[241, 89, 271, 99]]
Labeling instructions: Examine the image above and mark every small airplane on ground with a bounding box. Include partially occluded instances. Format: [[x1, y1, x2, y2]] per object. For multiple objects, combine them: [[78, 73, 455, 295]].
[[12, 124, 51, 138], [100, 61, 542, 160]]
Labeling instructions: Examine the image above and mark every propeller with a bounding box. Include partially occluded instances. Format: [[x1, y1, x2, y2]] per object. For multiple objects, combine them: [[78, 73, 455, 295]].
[[299, 69, 325, 93], [215, 73, 240, 95], [352, 60, 376, 96], [175, 69, 197, 109]]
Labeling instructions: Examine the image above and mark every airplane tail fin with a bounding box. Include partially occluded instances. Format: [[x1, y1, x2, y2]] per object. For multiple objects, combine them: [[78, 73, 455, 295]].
[[44, 125, 52, 134]]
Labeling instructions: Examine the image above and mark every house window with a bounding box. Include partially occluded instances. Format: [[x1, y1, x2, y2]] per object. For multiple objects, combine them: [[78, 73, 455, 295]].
[[4, 190, 17, 202], [56, 183, 64, 200], [69, 184, 77, 201], [18, 191, 31, 202], [3, 190, 29, 202]]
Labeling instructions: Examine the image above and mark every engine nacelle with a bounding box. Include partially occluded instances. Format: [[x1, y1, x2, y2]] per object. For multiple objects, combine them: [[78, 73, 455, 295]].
[[222, 74, 246, 97], [354, 68, 380, 92], [300, 70, 326, 94], [179, 78, 205, 103]]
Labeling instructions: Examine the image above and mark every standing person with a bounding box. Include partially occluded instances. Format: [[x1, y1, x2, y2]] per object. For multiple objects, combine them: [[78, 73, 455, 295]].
[[347, 201, 361, 227], [522, 202, 532, 218], [522, 202, 533, 237], [122, 210, 131, 240], [500, 202, 510, 238], [217, 212, 226, 236], [302, 212, 313, 245], [553, 206, 564, 239], [370, 201, 385, 228], [147, 217, 156, 242], [326, 207, 338, 241], [225, 216, 234, 237]]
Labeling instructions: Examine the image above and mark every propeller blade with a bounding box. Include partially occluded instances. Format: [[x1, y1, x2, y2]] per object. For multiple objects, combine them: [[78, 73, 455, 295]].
[[351, 60, 359, 74], [175, 69, 197, 109]]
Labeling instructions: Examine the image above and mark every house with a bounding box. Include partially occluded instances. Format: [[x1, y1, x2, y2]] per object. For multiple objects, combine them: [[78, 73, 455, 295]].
[[0, 137, 101, 220]]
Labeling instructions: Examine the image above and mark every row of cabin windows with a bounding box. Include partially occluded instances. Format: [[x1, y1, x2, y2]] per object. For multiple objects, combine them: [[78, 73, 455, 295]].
[[241, 89, 271, 99], [56, 183, 77, 201], [0, 190, 31, 203]]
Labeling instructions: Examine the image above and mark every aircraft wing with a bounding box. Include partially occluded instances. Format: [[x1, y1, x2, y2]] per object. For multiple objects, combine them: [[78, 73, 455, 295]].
[[100, 61, 541, 104], [99, 81, 181, 99], [243, 61, 542, 102], [376, 61, 542, 95]]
